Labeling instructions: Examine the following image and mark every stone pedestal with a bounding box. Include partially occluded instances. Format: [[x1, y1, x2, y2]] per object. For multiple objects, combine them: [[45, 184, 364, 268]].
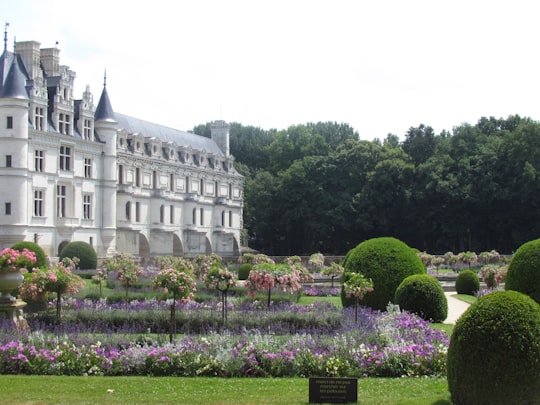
[[0, 299, 29, 333]]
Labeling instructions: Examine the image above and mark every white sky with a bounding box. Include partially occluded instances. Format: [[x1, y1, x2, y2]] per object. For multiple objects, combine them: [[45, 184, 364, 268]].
[[4, 0, 540, 140]]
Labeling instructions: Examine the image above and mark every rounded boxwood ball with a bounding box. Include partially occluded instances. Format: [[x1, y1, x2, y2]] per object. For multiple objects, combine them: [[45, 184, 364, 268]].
[[59, 241, 97, 270], [11, 241, 47, 269], [506, 238, 540, 304], [455, 269, 480, 296], [342, 237, 426, 311], [238, 263, 252, 280], [447, 290, 540, 405], [394, 274, 448, 322]]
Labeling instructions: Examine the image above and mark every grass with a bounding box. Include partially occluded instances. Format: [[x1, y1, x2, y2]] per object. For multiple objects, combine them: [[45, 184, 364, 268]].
[[297, 295, 342, 307], [453, 294, 477, 305], [0, 376, 452, 404]]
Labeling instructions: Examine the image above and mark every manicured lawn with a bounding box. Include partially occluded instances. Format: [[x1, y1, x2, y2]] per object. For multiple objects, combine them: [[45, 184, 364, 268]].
[[297, 295, 342, 307], [0, 376, 451, 404], [453, 294, 477, 305]]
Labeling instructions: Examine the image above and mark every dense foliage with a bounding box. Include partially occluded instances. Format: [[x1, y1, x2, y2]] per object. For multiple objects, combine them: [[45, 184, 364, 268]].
[[10, 242, 47, 269], [342, 237, 425, 311], [237, 264, 251, 280], [505, 238, 540, 303], [447, 291, 540, 405], [394, 274, 447, 322], [454, 270, 480, 296], [204, 116, 540, 255], [59, 241, 97, 270]]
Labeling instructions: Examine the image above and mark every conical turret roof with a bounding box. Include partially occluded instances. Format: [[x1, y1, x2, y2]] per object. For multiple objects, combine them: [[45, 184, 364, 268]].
[[94, 84, 116, 122], [0, 54, 28, 99]]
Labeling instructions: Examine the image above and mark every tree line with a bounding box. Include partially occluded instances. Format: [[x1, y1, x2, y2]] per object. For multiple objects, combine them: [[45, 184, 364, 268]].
[[194, 115, 540, 255]]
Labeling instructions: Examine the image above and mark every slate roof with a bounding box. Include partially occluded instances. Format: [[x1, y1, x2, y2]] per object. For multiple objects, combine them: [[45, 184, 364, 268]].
[[115, 113, 223, 155], [0, 51, 29, 99], [94, 85, 116, 122]]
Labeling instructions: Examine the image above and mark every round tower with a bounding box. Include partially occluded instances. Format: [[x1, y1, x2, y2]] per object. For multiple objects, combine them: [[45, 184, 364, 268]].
[[0, 54, 29, 241], [94, 80, 117, 255]]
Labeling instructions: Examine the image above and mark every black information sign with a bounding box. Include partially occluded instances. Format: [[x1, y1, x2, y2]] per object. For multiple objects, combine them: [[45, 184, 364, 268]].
[[309, 377, 358, 404]]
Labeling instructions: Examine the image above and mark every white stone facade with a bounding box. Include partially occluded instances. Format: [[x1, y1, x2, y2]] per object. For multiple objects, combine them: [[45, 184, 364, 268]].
[[0, 40, 243, 259]]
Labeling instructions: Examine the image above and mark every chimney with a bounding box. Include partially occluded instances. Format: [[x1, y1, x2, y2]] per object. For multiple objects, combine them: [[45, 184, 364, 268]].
[[15, 40, 41, 80], [40, 46, 60, 76], [210, 120, 230, 157]]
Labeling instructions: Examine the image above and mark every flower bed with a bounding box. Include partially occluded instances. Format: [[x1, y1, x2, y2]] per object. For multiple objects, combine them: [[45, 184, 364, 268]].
[[0, 301, 448, 378]]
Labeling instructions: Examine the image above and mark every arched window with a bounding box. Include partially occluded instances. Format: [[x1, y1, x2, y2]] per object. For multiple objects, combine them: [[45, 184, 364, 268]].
[[125, 202, 131, 221]]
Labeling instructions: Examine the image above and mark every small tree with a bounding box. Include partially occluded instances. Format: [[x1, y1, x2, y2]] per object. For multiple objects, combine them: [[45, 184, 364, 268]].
[[480, 264, 508, 291], [20, 257, 84, 323], [457, 251, 478, 269], [343, 272, 374, 323], [245, 257, 309, 307], [204, 262, 236, 324], [191, 253, 223, 280], [153, 259, 196, 342], [91, 269, 106, 297], [103, 253, 142, 302], [321, 262, 344, 288], [308, 252, 325, 272], [443, 251, 458, 268]]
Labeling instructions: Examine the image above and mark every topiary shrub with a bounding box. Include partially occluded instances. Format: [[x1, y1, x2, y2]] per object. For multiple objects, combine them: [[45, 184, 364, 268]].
[[59, 241, 97, 270], [455, 269, 480, 295], [506, 238, 540, 304], [238, 263, 252, 280], [394, 274, 448, 322], [447, 290, 540, 405], [11, 241, 48, 268], [342, 237, 426, 311]]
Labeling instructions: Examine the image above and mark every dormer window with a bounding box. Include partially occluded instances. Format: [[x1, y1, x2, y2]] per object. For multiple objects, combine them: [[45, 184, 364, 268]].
[[83, 119, 92, 140], [59, 113, 70, 135], [35, 107, 44, 131]]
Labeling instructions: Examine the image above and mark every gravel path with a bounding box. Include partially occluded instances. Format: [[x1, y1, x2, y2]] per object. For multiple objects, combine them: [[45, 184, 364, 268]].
[[444, 292, 471, 324]]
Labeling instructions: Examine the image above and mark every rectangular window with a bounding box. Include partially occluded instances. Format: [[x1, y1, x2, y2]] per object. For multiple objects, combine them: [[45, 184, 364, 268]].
[[5, 202, 11, 215], [57, 185, 66, 218], [34, 190, 44, 217], [135, 168, 141, 187], [58, 113, 70, 135], [6, 116, 13, 129], [83, 194, 92, 219], [170, 174, 174, 191], [170, 205, 174, 224], [118, 165, 124, 185], [35, 107, 44, 131], [84, 158, 92, 179], [83, 119, 92, 140], [59, 146, 71, 171], [135, 202, 140, 222], [34, 150, 44, 172], [6, 155, 12, 167], [200, 208, 204, 226], [229, 210, 233, 227]]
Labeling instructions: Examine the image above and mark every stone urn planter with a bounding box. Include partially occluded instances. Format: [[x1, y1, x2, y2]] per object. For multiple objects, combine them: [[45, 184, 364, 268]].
[[0, 270, 24, 302]]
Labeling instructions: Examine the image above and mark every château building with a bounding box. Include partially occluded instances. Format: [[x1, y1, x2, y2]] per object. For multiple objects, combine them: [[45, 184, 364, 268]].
[[0, 38, 243, 259]]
